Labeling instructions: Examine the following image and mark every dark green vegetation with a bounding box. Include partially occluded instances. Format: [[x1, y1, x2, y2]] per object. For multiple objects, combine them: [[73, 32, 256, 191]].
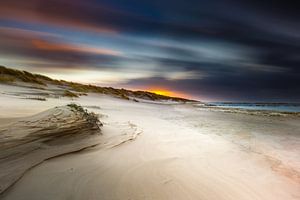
[[63, 90, 79, 98], [25, 97, 47, 101], [67, 103, 103, 130], [0, 66, 46, 85], [0, 66, 196, 102], [0, 76, 15, 83]]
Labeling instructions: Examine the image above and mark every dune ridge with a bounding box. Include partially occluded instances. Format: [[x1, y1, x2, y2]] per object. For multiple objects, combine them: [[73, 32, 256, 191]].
[[0, 105, 102, 194], [0, 66, 196, 102]]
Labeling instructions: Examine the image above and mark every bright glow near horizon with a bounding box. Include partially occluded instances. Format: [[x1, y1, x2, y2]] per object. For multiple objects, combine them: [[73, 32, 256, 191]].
[[148, 88, 190, 98], [38, 69, 154, 86], [0, 0, 298, 101]]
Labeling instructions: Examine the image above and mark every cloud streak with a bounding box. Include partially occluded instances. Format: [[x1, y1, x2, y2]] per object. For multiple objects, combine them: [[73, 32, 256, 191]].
[[0, 0, 117, 34], [31, 40, 121, 56], [0, 26, 122, 68], [0, 0, 299, 101]]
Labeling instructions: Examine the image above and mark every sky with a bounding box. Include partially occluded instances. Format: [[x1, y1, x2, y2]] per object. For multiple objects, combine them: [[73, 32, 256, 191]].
[[0, 0, 299, 102]]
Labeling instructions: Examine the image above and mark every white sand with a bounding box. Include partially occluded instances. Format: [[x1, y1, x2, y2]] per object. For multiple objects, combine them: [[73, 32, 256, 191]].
[[0, 85, 300, 200], [0, 105, 105, 194]]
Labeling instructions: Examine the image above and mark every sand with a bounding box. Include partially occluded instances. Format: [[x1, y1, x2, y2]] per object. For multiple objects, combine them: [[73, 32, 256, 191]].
[[0, 85, 300, 200], [0, 105, 104, 194]]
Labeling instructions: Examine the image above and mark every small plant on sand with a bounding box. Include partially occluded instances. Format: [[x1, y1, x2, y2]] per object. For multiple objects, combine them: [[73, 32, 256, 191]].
[[25, 97, 47, 101], [63, 90, 79, 98], [67, 104, 103, 130], [119, 94, 130, 100], [67, 103, 85, 112]]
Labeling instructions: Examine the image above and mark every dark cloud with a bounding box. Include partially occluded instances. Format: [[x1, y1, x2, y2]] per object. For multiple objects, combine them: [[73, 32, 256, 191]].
[[124, 72, 300, 102], [0, 0, 299, 101], [0, 27, 122, 68], [0, 0, 117, 33]]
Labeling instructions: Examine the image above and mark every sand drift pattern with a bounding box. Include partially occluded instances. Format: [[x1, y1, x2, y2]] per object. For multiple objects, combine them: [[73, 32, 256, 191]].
[[0, 105, 102, 194]]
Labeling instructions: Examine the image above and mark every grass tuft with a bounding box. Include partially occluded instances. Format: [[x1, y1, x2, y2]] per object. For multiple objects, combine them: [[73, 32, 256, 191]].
[[0, 76, 15, 83], [63, 90, 79, 98], [67, 103, 103, 130]]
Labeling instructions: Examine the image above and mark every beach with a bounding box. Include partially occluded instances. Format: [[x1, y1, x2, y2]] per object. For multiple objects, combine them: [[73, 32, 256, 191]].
[[1, 0, 299, 198], [0, 84, 300, 200]]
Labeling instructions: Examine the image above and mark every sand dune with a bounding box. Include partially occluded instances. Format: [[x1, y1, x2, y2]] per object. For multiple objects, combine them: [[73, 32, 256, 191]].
[[0, 85, 300, 199], [0, 105, 104, 194]]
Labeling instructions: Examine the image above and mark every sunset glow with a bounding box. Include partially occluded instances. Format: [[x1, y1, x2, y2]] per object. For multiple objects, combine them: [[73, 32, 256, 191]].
[[0, 0, 299, 101], [148, 88, 189, 98], [149, 89, 173, 96], [0, 1, 300, 199]]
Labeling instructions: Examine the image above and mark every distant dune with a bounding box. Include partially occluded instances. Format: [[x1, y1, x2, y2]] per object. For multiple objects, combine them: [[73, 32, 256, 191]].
[[0, 67, 299, 200], [0, 66, 196, 103]]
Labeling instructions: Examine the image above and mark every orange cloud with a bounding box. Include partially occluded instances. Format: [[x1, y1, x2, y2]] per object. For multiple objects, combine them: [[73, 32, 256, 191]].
[[0, 0, 118, 34], [32, 39, 121, 56]]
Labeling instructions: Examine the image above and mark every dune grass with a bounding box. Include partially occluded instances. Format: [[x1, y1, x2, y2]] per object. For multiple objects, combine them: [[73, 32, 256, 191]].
[[0, 66, 45, 85], [0, 76, 15, 83], [63, 90, 79, 98], [67, 103, 103, 130], [0, 65, 196, 102], [25, 97, 47, 101]]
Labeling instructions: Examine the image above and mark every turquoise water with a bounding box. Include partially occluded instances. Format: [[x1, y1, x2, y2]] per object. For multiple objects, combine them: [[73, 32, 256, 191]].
[[207, 103, 300, 113]]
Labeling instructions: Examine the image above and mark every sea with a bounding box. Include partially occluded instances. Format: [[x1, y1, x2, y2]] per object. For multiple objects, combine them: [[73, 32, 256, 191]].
[[206, 102, 300, 113]]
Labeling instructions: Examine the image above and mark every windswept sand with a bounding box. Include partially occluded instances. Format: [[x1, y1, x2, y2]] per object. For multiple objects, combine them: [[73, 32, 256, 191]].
[[0, 88, 300, 199], [0, 105, 104, 194]]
